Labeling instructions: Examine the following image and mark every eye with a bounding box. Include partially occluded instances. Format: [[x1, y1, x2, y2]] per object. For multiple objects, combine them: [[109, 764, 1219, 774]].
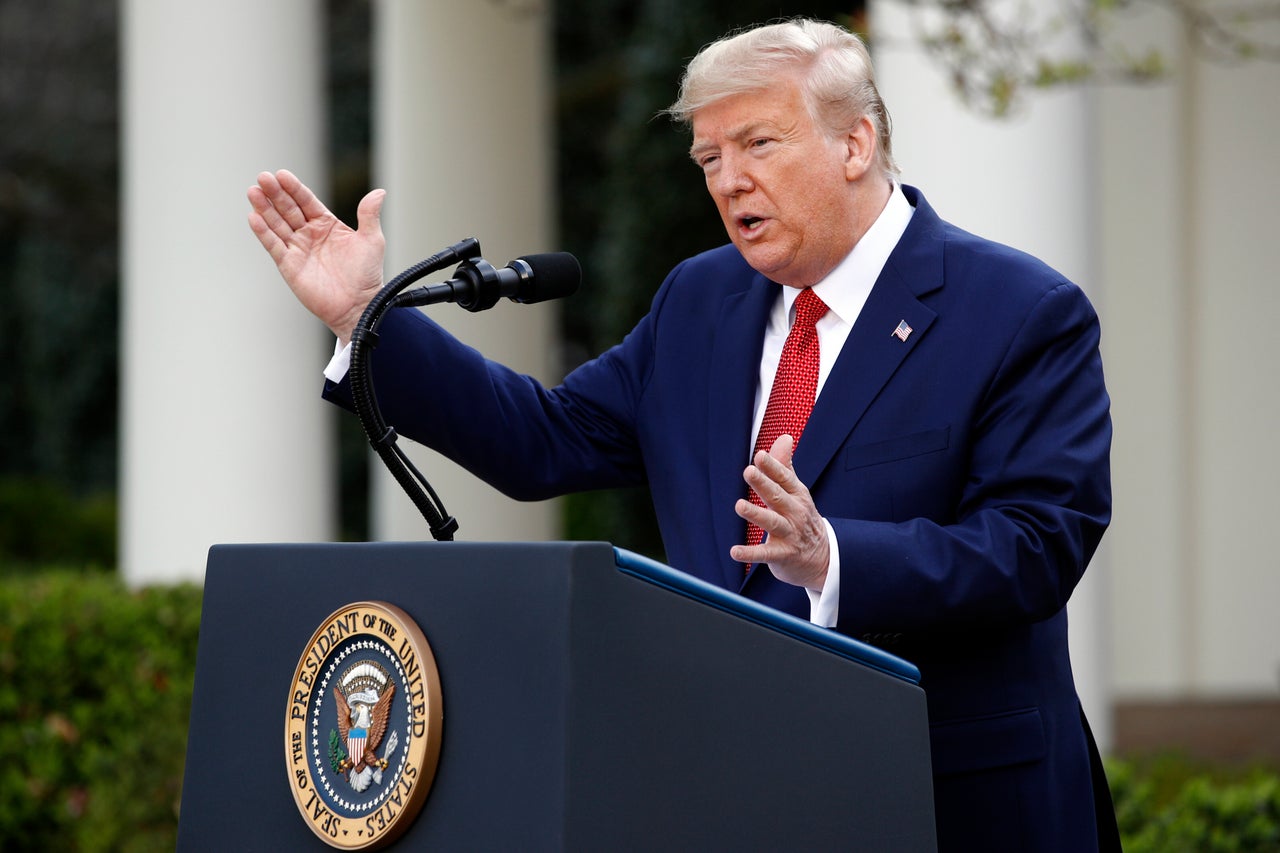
[[698, 153, 720, 172], [749, 137, 772, 150]]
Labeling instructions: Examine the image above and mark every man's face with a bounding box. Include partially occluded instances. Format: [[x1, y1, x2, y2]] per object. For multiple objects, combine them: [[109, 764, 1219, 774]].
[[690, 79, 860, 288]]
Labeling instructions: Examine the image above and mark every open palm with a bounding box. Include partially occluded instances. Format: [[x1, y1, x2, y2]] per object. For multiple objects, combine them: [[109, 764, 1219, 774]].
[[247, 169, 387, 343]]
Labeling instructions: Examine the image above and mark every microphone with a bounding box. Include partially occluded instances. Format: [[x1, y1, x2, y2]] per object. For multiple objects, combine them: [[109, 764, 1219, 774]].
[[392, 252, 581, 312]]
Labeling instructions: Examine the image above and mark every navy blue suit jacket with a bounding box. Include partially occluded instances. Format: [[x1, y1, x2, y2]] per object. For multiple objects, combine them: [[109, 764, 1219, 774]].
[[327, 186, 1113, 850]]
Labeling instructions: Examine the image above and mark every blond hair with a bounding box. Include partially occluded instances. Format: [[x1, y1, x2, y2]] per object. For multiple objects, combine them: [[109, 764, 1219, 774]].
[[667, 19, 899, 177]]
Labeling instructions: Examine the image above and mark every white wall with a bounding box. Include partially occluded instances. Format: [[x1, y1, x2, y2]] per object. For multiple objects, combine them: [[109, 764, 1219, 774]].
[[1189, 54, 1280, 695], [1099, 9, 1280, 697]]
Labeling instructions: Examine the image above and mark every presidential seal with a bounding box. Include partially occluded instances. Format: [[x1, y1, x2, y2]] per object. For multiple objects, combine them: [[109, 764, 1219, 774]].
[[285, 601, 443, 849]]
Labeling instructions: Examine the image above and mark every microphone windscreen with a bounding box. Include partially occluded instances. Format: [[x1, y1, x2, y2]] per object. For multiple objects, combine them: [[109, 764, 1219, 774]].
[[512, 252, 581, 303]]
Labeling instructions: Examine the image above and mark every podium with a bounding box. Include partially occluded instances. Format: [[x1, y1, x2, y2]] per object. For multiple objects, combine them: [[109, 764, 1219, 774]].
[[177, 541, 936, 850]]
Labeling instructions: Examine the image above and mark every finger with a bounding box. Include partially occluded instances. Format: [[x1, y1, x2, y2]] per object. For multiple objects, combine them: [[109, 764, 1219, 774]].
[[746, 450, 805, 509], [246, 182, 294, 261], [276, 167, 335, 227], [730, 529, 786, 569], [743, 464, 792, 514], [729, 501, 775, 562], [739, 486, 802, 559], [751, 450, 788, 484], [734, 495, 773, 528], [248, 181, 302, 256], [729, 542, 769, 565], [252, 171, 307, 240], [246, 208, 286, 264], [266, 168, 324, 232], [767, 433, 796, 464], [732, 494, 804, 562], [753, 447, 808, 499], [355, 188, 386, 238]]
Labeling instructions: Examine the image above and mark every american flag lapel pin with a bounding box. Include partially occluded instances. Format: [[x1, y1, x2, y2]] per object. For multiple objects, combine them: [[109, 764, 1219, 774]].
[[892, 319, 913, 342]]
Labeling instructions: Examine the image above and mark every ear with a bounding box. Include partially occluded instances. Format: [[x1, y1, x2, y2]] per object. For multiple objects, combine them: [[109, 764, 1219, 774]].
[[843, 115, 878, 182]]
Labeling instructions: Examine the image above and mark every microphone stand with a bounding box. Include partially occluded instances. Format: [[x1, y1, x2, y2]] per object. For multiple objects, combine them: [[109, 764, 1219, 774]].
[[347, 237, 482, 541]]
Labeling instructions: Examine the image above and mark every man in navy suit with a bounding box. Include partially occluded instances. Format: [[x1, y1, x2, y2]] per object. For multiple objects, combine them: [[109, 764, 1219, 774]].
[[250, 18, 1116, 851]]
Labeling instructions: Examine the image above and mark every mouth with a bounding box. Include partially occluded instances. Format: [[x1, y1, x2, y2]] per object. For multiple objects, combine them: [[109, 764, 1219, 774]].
[[737, 215, 767, 236]]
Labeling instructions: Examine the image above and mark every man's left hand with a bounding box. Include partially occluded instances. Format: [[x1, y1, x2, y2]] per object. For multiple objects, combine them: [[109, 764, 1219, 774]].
[[731, 434, 830, 590]]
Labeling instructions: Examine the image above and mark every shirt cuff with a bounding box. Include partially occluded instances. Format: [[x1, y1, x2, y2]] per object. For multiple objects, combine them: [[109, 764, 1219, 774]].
[[806, 518, 840, 627], [324, 339, 352, 383]]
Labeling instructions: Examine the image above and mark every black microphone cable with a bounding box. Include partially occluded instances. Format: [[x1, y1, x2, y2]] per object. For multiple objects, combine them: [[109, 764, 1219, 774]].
[[348, 237, 482, 541]]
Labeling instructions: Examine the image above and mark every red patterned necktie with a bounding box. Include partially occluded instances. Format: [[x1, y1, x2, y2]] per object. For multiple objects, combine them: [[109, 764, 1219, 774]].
[[745, 287, 829, 549]]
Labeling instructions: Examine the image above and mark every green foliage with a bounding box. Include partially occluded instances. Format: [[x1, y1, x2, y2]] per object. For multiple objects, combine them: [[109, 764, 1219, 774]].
[[876, 0, 1279, 118], [1110, 755, 1280, 852], [329, 729, 348, 774], [0, 572, 201, 852], [0, 0, 120, 493], [0, 478, 116, 573]]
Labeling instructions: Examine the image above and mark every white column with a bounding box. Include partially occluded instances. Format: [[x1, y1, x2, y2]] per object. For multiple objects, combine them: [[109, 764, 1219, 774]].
[[369, 0, 559, 543], [869, 1, 1111, 746], [121, 0, 333, 584], [1188, 49, 1280, 696], [1095, 12, 1190, 699], [1099, 9, 1280, 702]]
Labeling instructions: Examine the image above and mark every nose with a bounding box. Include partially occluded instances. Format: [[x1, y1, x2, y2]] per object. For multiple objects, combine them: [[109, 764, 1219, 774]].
[[709, 151, 753, 197]]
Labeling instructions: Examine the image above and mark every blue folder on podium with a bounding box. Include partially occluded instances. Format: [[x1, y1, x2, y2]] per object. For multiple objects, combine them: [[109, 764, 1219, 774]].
[[178, 541, 936, 851]]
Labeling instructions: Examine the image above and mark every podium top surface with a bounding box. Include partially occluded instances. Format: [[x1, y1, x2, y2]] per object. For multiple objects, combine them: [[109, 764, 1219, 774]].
[[614, 547, 921, 684]]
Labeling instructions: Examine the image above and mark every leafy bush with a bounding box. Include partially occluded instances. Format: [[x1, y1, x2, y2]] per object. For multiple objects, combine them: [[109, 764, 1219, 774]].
[[0, 478, 116, 573], [0, 571, 200, 852], [1110, 755, 1280, 852]]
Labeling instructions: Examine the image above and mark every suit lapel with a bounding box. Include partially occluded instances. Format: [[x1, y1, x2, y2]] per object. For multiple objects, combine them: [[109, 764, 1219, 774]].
[[794, 270, 937, 488], [707, 275, 777, 591], [795, 190, 947, 498]]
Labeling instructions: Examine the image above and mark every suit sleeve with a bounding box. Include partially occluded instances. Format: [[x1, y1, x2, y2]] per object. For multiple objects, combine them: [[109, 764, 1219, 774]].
[[321, 264, 687, 502], [832, 281, 1112, 634]]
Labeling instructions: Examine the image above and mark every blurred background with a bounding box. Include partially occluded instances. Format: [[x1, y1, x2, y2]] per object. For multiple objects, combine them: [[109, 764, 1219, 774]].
[[1, 0, 1277, 848]]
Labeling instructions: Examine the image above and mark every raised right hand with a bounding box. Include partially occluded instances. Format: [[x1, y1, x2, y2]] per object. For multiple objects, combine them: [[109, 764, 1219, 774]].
[[247, 169, 387, 344]]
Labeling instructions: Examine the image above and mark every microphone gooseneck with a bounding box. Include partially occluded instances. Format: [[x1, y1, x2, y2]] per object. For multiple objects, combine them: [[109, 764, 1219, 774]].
[[349, 237, 481, 541], [347, 239, 581, 541]]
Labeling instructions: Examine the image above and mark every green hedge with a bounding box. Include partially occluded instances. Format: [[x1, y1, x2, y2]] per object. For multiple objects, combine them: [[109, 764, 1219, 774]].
[[0, 571, 200, 852], [0, 479, 116, 572], [1110, 755, 1280, 851], [2, 569, 1278, 850]]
